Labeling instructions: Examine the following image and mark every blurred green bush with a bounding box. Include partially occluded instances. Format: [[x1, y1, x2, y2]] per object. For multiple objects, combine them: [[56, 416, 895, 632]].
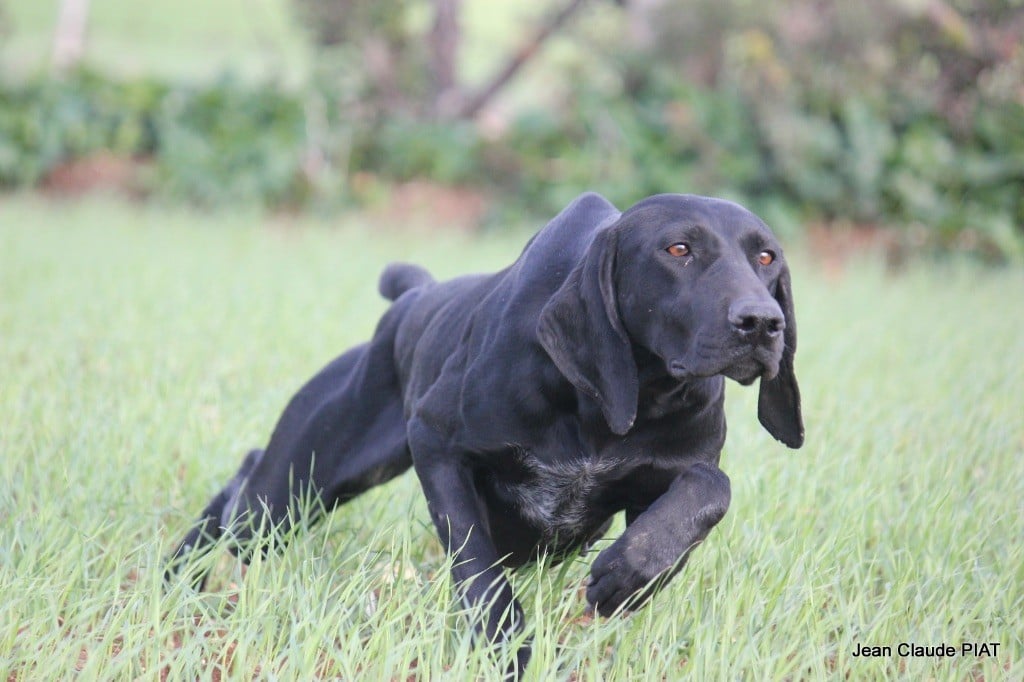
[[0, 71, 163, 187], [499, 0, 1024, 260], [0, 72, 308, 207], [489, 60, 1024, 260], [1, 0, 1022, 260], [154, 77, 307, 207]]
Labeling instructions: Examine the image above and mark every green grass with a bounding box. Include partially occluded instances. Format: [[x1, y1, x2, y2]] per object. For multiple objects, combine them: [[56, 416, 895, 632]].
[[1, 195, 1022, 680]]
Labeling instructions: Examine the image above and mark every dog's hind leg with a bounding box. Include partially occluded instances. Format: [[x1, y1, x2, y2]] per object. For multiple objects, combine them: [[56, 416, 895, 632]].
[[165, 447, 262, 588], [167, 299, 414, 586]]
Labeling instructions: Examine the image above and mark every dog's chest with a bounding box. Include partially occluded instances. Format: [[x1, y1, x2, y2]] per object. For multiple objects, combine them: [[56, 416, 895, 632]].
[[492, 451, 623, 541]]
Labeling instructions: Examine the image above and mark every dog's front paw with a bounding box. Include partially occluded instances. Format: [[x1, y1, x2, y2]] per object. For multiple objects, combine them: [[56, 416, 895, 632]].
[[585, 541, 663, 617]]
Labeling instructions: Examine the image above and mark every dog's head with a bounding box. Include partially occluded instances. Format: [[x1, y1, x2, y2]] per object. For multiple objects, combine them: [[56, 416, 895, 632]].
[[538, 193, 803, 447]]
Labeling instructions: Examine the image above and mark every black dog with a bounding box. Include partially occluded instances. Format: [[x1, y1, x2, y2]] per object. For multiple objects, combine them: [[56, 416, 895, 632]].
[[168, 192, 802, 672]]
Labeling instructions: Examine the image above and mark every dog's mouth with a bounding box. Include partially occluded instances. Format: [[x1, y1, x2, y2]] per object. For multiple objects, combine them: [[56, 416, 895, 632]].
[[669, 345, 781, 385]]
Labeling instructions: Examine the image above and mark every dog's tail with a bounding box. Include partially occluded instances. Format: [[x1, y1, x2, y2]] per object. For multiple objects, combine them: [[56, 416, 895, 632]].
[[378, 262, 434, 301]]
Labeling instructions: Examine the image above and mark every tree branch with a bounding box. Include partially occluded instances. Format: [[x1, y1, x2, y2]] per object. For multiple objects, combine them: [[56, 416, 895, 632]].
[[457, 0, 590, 120]]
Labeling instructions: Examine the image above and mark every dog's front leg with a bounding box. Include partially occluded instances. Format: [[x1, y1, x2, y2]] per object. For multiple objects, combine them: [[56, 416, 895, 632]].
[[408, 419, 530, 676], [587, 461, 731, 616]]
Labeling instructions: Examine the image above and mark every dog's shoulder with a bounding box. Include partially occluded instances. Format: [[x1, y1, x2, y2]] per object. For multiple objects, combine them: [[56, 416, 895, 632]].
[[518, 192, 620, 271], [488, 192, 621, 316]]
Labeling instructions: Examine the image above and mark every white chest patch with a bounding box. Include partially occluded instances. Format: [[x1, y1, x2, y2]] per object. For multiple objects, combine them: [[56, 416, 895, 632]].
[[496, 454, 623, 540]]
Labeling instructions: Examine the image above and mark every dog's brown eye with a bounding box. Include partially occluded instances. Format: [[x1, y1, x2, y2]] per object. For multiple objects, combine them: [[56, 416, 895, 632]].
[[666, 243, 690, 257], [758, 250, 775, 266]]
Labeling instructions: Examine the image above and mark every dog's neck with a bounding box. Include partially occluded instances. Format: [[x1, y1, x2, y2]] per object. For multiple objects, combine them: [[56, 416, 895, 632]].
[[632, 344, 679, 388]]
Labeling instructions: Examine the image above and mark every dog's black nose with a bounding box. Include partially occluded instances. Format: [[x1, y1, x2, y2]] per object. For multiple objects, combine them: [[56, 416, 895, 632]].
[[729, 299, 784, 343]]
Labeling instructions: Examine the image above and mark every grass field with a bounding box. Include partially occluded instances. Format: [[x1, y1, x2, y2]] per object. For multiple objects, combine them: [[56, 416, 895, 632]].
[[1, 195, 1022, 680]]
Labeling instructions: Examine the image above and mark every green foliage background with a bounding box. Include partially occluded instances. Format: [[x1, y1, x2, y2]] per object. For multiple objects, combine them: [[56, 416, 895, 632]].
[[1, 0, 1023, 259]]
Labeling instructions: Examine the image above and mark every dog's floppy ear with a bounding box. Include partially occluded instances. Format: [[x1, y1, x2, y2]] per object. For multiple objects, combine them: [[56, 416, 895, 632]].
[[538, 226, 638, 435], [758, 264, 804, 448]]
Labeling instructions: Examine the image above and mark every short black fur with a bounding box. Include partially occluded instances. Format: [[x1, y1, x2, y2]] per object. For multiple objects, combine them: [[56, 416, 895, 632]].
[[167, 192, 804, 675]]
